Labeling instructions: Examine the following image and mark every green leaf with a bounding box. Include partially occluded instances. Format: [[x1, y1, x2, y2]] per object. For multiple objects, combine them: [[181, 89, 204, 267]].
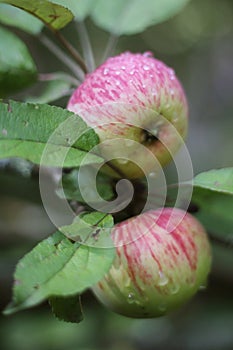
[[191, 189, 233, 236], [49, 295, 83, 323], [91, 0, 191, 35], [60, 211, 114, 248], [0, 100, 102, 167], [3, 230, 115, 314], [194, 168, 233, 195], [57, 167, 115, 204], [0, 0, 74, 31], [52, 0, 95, 21], [0, 27, 37, 97], [191, 168, 233, 235], [0, 4, 43, 34]]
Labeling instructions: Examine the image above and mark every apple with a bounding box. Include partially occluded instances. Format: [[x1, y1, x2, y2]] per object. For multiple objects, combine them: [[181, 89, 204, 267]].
[[92, 208, 212, 318], [67, 52, 188, 179]]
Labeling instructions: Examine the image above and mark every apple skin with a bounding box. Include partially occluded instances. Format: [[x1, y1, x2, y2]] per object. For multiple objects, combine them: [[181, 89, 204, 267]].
[[92, 208, 212, 318], [67, 52, 188, 179]]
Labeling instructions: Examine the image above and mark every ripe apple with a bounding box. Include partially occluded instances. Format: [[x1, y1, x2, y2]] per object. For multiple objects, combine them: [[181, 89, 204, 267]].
[[92, 208, 212, 318], [67, 52, 188, 179]]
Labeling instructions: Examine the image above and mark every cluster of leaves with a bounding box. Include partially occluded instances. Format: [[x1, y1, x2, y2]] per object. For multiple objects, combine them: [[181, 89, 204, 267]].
[[0, 0, 233, 323]]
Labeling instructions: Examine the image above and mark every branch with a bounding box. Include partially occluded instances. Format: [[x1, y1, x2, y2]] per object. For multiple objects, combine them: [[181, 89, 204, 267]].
[[39, 34, 85, 82], [101, 34, 119, 63], [76, 21, 95, 72], [208, 232, 233, 249], [54, 31, 88, 74]]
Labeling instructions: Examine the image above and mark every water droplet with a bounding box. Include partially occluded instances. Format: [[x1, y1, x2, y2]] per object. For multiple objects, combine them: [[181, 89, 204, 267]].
[[130, 70, 135, 75], [170, 89, 175, 96], [158, 302, 167, 312], [142, 84, 146, 89], [143, 65, 150, 71], [103, 68, 109, 75], [158, 271, 169, 286], [35, 105, 39, 110], [128, 292, 135, 304], [118, 158, 128, 165], [115, 80, 120, 86], [121, 65, 126, 70], [168, 68, 175, 75], [199, 285, 206, 291], [143, 51, 153, 57], [115, 70, 121, 75], [2, 128, 7, 136], [125, 139, 135, 147], [199, 282, 207, 291], [170, 284, 180, 295]]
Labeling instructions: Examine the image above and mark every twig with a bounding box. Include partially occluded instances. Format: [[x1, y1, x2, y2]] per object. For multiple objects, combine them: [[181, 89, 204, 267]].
[[76, 21, 95, 72], [39, 34, 85, 82], [101, 34, 119, 63], [208, 232, 233, 249], [54, 30, 88, 74], [39, 72, 80, 86]]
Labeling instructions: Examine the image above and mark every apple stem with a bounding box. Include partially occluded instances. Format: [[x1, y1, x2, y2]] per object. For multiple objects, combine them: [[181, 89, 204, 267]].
[[53, 31, 88, 74], [39, 34, 85, 81], [101, 34, 119, 63], [76, 21, 96, 72]]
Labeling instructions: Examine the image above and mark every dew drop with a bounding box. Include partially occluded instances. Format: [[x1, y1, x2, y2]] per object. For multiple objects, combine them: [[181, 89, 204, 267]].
[[103, 68, 109, 75], [143, 65, 150, 71], [158, 302, 167, 312], [115, 70, 121, 75], [170, 89, 175, 96], [143, 51, 153, 57], [128, 292, 135, 304], [199, 282, 207, 291], [2, 128, 7, 136], [158, 271, 169, 286], [170, 284, 180, 295], [121, 65, 126, 70], [168, 68, 175, 75], [35, 105, 39, 110], [130, 70, 135, 75]]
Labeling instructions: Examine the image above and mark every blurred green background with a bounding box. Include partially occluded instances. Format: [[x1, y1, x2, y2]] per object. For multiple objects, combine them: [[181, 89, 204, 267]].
[[1, 0, 233, 349]]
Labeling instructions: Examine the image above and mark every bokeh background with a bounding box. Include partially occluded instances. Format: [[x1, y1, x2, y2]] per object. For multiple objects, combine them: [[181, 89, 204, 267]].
[[1, 0, 233, 349]]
